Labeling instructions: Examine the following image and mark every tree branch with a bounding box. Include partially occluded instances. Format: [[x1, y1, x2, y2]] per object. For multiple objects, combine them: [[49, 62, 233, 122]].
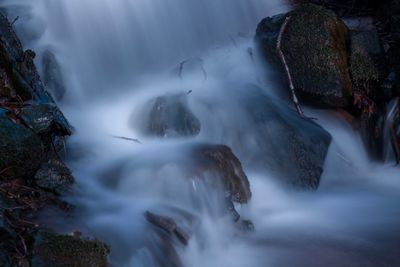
[[276, 16, 305, 117]]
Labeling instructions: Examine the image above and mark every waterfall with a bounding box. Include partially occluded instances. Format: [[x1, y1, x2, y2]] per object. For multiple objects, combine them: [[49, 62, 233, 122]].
[[2, 1, 400, 266]]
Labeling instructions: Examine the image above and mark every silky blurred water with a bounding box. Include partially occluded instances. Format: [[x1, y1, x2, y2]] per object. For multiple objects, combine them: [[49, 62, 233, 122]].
[[1, 1, 400, 266]]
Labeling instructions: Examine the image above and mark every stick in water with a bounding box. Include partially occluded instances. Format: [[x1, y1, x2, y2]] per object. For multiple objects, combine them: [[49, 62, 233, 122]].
[[276, 16, 305, 117]]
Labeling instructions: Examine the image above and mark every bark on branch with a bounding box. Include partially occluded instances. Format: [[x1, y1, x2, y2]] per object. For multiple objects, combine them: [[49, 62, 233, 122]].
[[276, 16, 305, 117]]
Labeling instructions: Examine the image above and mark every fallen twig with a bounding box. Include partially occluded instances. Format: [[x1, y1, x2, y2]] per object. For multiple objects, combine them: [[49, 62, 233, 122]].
[[111, 135, 142, 144], [276, 16, 305, 117]]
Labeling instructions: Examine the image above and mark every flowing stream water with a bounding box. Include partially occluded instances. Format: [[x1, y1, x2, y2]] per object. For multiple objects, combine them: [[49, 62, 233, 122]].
[[1, 1, 400, 266]]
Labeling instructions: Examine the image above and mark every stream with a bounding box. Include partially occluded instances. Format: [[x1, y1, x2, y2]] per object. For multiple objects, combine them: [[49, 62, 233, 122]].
[[1, 0, 400, 266]]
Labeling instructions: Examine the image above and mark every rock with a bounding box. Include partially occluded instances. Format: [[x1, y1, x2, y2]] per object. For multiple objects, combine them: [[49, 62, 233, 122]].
[[256, 4, 352, 108], [235, 219, 255, 233], [0, 12, 54, 103], [42, 50, 66, 101], [20, 103, 72, 136], [142, 208, 198, 267], [240, 85, 332, 189], [386, 3, 400, 96], [349, 29, 388, 102], [146, 93, 201, 137], [292, 1, 383, 17], [145, 211, 190, 246], [34, 159, 75, 195], [191, 144, 252, 204], [33, 231, 110, 267], [0, 108, 47, 179], [0, 227, 14, 267]]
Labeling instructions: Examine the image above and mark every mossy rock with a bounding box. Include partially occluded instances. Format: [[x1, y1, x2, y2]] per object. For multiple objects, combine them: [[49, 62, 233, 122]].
[[33, 231, 110, 267], [0, 109, 47, 179], [256, 4, 352, 108]]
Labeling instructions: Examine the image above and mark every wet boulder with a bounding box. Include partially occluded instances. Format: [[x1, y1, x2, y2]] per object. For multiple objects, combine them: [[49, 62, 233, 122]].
[[33, 231, 110, 267], [256, 4, 352, 108], [42, 50, 66, 101], [0, 109, 47, 179], [191, 144, 251, 204], [34, 159, 75, 195], [146, 93, 201, 137], [240, 86, 332, 189]]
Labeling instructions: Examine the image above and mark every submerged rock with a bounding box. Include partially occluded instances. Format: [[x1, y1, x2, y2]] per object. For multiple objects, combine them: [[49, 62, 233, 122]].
[[33, 231, 110, 267], [145, 211, 190, 246], [34, 159, 75, 195], [256, 4, 352, 108], [146, 93, 201, 137], [0, 109, 47, 179], [42, 50, 67, 101]]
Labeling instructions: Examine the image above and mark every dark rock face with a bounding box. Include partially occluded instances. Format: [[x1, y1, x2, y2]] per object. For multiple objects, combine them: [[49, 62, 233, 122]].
[[34, 159, 75, 195], [0, 109, 47, 179], [0, 12, 71, 180], [256, 4, 352, 108], [0, 227, 15, 267], [0, 13, 53, 103], [191, 144, 251, 203], [292, 0, 384, 17], [383, 1, 400, 96], [20, 103, 72, 136], [33, 231, 110, 267], [350, 29, 388, 102], [146, 93, 201, 137], [241, 86, 332, 189], [42, 50, 66, 101], [0, 11, 90, 267]]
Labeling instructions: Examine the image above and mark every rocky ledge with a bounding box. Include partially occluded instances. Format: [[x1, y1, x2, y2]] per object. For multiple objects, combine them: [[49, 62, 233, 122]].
[[0, 12, 110, 267]]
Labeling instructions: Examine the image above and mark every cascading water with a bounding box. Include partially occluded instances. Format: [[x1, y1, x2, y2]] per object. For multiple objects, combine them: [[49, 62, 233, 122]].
[[2, 0, 400, 266]]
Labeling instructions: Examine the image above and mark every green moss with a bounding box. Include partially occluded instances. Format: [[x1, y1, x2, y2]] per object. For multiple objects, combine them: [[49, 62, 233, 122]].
[[33, 232, 110, 267]]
